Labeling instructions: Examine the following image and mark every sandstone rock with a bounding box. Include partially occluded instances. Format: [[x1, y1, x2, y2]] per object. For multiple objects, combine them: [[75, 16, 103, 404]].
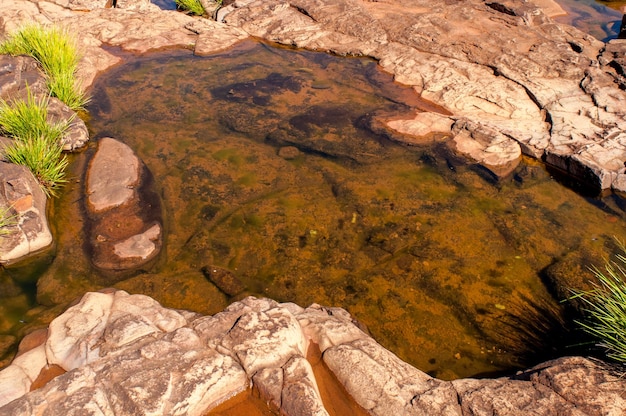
[[1, 292, 626, 414], [0, 162, 52, 264], [524, 356, 626, 415], [324, 337, 461, 415], [221, 306, 307, 376], [385, 111, 454, 143], [86, 138, 140, 212], [453, 377, 584, 415], [113, 222, 161, 260], [281, 355, 328, 416], [450, 118, 523, 179], [0, 56, 47, 100], [85, 137, 163, 275], [47, 97, 90, 151]]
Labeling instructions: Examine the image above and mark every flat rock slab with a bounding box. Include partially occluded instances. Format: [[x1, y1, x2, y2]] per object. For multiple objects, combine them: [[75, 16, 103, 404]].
[[0, 292, 625, 415], [84, 138, 163, 276], [86, 137, 140, 212]]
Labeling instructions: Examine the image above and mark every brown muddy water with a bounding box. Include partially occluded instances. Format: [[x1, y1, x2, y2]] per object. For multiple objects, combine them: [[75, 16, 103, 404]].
[[1, 40, 626, 384]]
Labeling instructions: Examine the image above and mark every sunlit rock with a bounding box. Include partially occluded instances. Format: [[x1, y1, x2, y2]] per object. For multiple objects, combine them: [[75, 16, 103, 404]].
[[385, 111, 454, 143], [0, 162, 52, 264], [1, 291, 625, 414], [85, 137, 163, 275], [451, 119, 523, 179]]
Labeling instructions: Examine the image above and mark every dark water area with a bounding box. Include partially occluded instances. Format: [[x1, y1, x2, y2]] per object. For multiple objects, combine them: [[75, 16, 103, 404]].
[[1, 40, 625, 381], [555, 0, 624, 40]]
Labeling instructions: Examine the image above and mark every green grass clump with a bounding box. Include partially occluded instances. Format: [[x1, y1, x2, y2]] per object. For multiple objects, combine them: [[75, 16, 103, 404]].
[[176, 0, 205, 16], [0, 24, 89, 111], [0, 92, 69, 197], [0, 91, 69, 143], [571, 245, 626, 363]]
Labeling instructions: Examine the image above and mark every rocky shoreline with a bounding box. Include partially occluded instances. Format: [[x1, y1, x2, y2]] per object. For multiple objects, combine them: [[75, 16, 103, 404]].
[[0, 0, 624, 259], [1, 0, 626, 413], [1, 290, 625, 415]]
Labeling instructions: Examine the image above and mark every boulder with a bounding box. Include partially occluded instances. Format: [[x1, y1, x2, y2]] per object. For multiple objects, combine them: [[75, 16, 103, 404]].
[[0, 162, 52, 264], [84, 137, 163, 276]]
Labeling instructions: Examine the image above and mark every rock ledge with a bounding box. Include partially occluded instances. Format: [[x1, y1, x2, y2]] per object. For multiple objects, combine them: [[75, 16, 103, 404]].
[[0, 291, 624, 415]]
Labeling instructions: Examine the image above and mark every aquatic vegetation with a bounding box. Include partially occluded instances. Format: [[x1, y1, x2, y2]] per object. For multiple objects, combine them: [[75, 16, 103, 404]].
[[0, 24, 89, 111], [175, 0, 205, 16], [0, 92, 69, 197], [571, 244, 626, 363]]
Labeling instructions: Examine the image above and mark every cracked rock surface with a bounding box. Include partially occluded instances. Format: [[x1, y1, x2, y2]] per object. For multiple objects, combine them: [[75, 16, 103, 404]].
[[0, 291, 624, 415]]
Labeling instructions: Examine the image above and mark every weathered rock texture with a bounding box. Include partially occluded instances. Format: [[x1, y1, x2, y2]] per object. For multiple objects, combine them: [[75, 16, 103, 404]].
[[0, 291, 624, 415], [85, 137, 163, 276], [219, 0, 626, 189], [0, 162, 52, 264], [2, 0, 624, 190]]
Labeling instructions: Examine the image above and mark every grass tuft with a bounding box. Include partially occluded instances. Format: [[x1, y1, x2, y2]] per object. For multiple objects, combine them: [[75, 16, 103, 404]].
[[0, 91, 70, 197], [175, 0, 206, 16], [570, 243, 626, 363], [0, 90, 69, 142], [0, 24, 89, 111]]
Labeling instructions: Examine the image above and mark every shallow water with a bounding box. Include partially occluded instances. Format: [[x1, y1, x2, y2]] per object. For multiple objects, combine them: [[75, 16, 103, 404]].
[[1, 40, 625, 382], [555, 0, 623, 40]]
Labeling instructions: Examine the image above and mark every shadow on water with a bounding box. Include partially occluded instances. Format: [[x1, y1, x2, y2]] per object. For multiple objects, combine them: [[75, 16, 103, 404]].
[[2, 40, 626, 381]]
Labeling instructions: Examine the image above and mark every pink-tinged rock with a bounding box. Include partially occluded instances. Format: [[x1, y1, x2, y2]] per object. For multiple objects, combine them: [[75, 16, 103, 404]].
[[323, 337, 461, 415], [45, 291, 114, 371], [451, 119, 522, 179], [86, 137, 140, 213], [84, 138, 163, 276], [281, 355, 328, 416], [386, 111, 454, 143], [0, 162, 52, 265], [113, 223, 161, 260], [221, 306, 307, 376], [0, 365, 31, 408]]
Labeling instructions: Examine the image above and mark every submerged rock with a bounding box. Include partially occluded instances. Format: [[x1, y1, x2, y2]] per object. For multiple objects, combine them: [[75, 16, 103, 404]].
[[84, 137, 163, 277], [0, 291, 624, 415], [202, 265, 246, 296]]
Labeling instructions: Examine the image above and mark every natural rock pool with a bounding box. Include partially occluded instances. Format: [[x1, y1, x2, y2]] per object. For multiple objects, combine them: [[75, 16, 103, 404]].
[[1, 40, 625, 381]]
